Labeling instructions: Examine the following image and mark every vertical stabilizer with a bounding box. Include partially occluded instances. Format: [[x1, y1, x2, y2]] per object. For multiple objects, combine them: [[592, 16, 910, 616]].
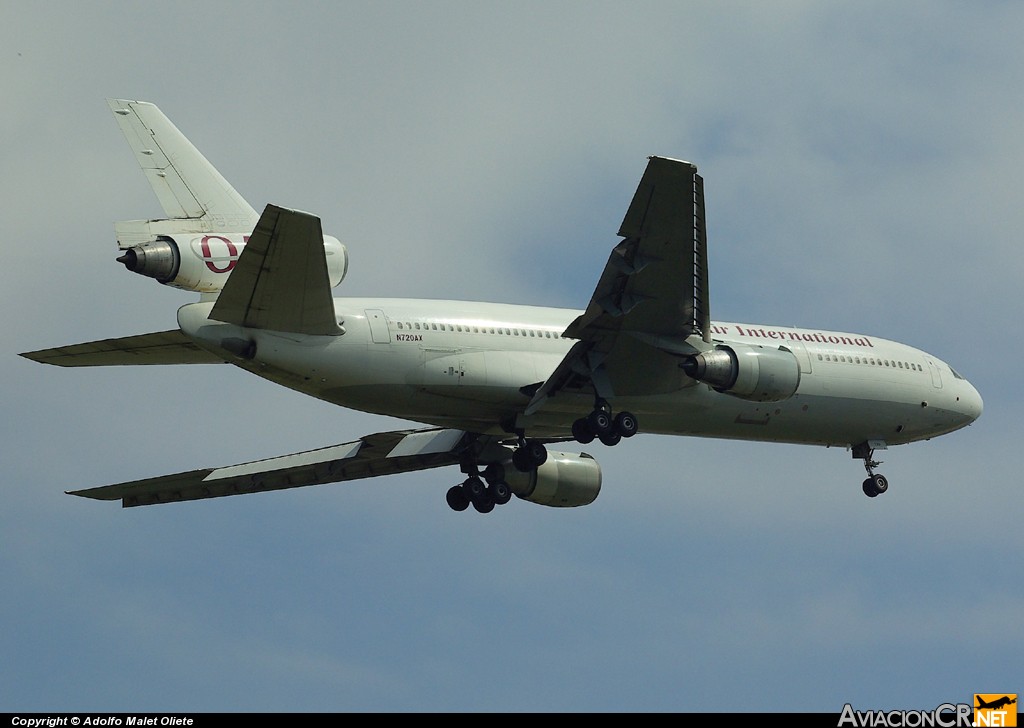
[[108, 99, 258, 233], [107, 99, 347, 295]]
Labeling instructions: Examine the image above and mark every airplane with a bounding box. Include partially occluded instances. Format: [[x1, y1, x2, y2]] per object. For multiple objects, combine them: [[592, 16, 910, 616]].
[[976, 696, 1017, 711], [19, 99, 984, 513]]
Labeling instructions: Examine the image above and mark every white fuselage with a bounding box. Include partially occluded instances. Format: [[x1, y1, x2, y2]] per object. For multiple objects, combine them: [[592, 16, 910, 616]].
[[178, 298, 983, 449]]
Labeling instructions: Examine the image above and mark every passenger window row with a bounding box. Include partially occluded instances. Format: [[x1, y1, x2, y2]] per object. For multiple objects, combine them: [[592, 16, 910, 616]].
[[816, 352, 922, 371], [393, 320, 559, 338]]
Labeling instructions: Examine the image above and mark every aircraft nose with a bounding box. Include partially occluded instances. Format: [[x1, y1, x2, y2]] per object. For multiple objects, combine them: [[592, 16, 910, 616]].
[[958, 381, 983, 424]]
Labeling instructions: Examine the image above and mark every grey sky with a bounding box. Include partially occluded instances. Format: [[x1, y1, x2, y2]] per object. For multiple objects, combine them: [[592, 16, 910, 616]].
[[2, 1, 1020, 713]]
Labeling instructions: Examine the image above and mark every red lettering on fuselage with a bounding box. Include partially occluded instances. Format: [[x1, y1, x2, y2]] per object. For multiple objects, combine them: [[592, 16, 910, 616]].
[[198, 235, 248, 273], [732, 324, 873, 348]]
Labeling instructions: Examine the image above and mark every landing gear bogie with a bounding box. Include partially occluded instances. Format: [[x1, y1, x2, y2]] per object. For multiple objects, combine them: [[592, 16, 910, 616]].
[[448, 466, 515, 514], [573, 406, 639, 446]]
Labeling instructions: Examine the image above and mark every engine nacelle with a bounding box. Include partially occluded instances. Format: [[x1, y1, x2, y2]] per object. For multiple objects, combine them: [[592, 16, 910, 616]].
[[116, 233, 349, 293], [502, 451, 602, 508], [682, 343, 800, 402]]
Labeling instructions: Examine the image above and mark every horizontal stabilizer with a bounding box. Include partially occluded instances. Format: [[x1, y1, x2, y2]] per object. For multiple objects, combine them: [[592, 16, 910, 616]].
[[210, 204, 343, 336], [20, 330, 226, 367], [68, 428, 474, 507]]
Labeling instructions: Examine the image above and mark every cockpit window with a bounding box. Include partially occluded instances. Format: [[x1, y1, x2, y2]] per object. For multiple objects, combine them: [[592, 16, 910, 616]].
[[949, 366, 965, 380]]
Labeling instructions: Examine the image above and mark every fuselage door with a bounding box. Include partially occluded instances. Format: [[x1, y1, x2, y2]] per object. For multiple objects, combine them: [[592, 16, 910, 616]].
[[365, 309, 390, 343], [925, 356, 943, 388]]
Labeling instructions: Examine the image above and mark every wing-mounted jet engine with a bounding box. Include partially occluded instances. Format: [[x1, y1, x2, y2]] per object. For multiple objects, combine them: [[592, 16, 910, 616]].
[[681, 343, 800, 402]]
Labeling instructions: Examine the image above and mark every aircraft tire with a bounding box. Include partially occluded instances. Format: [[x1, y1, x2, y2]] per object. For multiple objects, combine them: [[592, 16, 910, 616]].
[[463, 476, 486, 500], [615, 411, 639, 438], [871, 474, 888, 494], [512, 447, 533, 472], [491, 481, 512, 505], [472, 492, 495, 513], [446, 484, 470, 511], [862, 478, 879, 498], [512, 440, 548, 471], [525, 440, 548, 467], [599, 430, 622, 447], [588, 409, 613, 435], [482, 462, 505, 485], [572, 418, 595, 444]]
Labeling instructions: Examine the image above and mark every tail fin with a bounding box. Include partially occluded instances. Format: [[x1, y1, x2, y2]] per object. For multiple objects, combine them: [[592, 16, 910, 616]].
[[108, 99, 257, 232], [109, 100, 259, 294], [107, 99, 348, 295]]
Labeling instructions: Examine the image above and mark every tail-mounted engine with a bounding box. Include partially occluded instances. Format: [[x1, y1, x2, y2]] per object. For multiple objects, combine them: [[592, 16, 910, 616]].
[[114, 223, 348, 293], [682, 343, 800, 402], [503, 451, 602, 507]]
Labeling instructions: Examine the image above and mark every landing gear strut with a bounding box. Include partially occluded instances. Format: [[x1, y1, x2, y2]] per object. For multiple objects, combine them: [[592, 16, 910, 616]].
[[572, 399, 638, 446], [853, 442, 889, 498]]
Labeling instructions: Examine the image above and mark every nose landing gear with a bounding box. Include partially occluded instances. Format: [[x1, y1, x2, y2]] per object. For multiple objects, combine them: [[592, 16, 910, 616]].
[[852, 442, 889, 498]]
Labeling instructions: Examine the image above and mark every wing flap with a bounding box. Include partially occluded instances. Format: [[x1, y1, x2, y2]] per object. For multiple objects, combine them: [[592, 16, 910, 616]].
[[209, 204, 343, 336], [20, 330, 226, 367], [68, 428, 476, 507]]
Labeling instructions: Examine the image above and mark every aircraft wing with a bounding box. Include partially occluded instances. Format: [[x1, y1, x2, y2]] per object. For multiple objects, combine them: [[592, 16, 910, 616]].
[[527, 157, 710, 413], [20, 330, 226, 366], [565, 156, 710, 343], [68, 428, 499, 507]]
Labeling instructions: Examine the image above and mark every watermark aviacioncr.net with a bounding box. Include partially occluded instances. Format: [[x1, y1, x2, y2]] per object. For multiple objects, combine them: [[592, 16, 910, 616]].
[[838, 695, 1018, 728]]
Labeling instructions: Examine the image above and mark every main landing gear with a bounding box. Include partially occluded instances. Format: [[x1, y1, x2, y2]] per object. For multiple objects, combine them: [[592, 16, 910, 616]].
[[571, 400, 638, 446], [446, 433, 551, 514], [446, 462, 513, 514], [852, 442, 889, 498]]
